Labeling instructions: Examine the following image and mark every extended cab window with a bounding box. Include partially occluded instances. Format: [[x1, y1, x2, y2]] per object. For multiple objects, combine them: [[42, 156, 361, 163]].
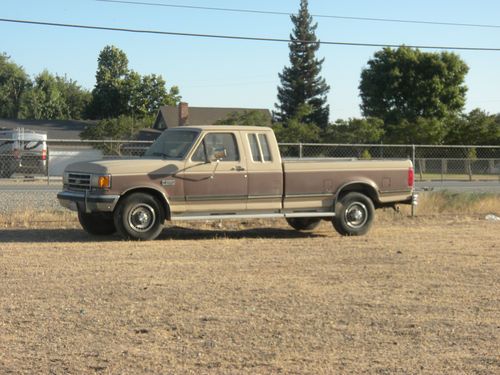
[[192, 133, 240, 162], [258, 134, 272, 162], [248, 134, 261, 162], [247, 133, 272, 162]]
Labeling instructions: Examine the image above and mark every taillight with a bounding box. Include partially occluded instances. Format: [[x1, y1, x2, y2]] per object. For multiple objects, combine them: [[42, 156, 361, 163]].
[[42, 149, 47, 161], [408, 167, 414, 188]]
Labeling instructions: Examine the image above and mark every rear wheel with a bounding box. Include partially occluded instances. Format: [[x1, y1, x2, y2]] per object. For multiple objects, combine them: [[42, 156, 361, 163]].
[[78, 211, 116, 235], [113, 193, 165, 241], [332, 192, 375, 236], [286, 217, 321, 231]]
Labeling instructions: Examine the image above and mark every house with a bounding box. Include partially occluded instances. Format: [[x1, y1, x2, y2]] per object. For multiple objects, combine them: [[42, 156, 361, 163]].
[[136, 103, 272, 141]]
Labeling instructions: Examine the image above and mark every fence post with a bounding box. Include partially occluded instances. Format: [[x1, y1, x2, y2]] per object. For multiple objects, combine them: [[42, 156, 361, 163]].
[[299, 143, 303, 159], [411, 145, 416, 218]]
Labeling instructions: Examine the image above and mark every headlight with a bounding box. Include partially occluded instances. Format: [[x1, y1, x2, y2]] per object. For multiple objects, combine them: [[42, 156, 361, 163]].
[[63, 172, 69, 184], [91, 174, 111, 189]]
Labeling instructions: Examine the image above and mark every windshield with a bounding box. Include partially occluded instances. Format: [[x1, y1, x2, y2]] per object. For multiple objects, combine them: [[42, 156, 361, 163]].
[[144, 129, 200, 159]]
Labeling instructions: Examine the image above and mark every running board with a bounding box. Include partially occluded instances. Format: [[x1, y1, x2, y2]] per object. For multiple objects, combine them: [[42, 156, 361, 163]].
[[170, 212, 335, 221]]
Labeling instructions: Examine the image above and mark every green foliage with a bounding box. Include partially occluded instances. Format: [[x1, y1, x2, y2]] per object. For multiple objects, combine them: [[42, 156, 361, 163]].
[[88, 46, 129, 119], [214, 110, 272, 126], [360, 149, 372, 159], [88, 45, 180, 119], [81, 115, 154, 141], [81, 115, 154, 154], [273, 104, 321, 143], [386, 117, 448, 144], [446, 109, 500, 145], [273, 121, 321, 143], [127, 73, 180, 116], [323, 117, 384, 144], [20, 70, 69, 119], [0, 53, 30, 119], [274, 0, 330, 129], [19, 71, 91, 120], [56, 75, 92, 120], [359, 46, 468, 143]]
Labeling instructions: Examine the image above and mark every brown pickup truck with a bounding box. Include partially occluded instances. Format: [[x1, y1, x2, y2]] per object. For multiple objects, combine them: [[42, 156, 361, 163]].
[[58, 125, 414, 240]]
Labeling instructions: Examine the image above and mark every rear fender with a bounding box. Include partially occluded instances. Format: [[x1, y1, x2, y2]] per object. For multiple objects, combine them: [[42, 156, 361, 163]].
[[335, 180, 380, 206]]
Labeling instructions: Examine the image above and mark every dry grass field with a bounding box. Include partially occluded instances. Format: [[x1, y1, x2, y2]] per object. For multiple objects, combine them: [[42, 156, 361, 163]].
[[1, 193, 499, 374]]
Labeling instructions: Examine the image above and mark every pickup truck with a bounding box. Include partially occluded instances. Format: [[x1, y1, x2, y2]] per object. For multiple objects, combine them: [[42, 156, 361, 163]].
[[58, 125, 414, 240]]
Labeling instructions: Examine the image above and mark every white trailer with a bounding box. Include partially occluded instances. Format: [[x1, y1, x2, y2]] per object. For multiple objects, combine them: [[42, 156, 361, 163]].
[[0, 128, 48, 178]]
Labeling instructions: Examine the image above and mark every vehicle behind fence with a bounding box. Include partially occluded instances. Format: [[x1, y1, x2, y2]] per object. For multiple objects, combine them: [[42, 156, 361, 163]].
[[0, 138, 499, 183]]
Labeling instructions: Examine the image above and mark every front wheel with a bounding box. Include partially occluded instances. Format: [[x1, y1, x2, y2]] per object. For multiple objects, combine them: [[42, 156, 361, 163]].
[[286, 217, 321, 231], [113, 193, 165, 240], [78, 211, 116, 235], [332, 192, 375, 236]]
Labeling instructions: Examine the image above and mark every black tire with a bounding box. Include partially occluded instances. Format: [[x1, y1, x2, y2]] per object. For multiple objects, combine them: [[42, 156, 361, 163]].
[[113, 193, 165, 241], [78, 211, 116, 235], [286, 217, 321, 231], [332, 192, 375, 236]]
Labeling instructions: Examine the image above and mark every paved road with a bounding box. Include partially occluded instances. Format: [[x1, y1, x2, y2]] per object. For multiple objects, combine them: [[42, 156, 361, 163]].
[[415, 180, 500, 193]]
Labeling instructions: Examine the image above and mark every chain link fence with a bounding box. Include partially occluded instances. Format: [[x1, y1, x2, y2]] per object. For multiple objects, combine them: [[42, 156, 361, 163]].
[[280, 143, 500, 182], [1, 138, 499, 182]]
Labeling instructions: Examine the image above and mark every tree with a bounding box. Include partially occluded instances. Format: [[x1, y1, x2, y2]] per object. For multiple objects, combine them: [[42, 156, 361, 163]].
[[388, 117, 448, 144], [20, 70, 70, 120], [214, 110, 272, 126], [446, 109, 500, 145], [88, 45, 181, 119], [88, 45, 130, 119], [324, 118, 385, 144], [127, 73, 180, 116], [55, 75, 92, 119], [359, 46, 469, 143], [0, 53, 30, 119], [274, 0, 330, 129], [273, 104, 321, 143], [20, 71, 91, 120], [81, 115, 155, 154]]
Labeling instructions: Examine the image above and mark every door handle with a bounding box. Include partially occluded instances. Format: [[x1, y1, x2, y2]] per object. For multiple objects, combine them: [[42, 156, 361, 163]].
[[232, 166, 245, 171]]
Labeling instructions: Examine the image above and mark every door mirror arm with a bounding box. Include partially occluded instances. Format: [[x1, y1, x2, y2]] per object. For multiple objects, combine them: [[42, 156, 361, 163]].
[[210, 160, 220, 179]]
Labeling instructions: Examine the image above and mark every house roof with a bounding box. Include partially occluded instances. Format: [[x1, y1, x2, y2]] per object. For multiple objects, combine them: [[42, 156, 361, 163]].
[[154, 105, 272, 129], [0, 119, 96, 140]]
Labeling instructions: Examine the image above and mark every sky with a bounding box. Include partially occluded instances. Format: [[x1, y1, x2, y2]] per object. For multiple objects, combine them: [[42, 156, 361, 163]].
[[2, 0, 500, 121]]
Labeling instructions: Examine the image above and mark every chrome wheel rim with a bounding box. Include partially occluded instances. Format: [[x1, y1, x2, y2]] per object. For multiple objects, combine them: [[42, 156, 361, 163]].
[[128, 203, 156, 232], [344, 202, 368, 229]]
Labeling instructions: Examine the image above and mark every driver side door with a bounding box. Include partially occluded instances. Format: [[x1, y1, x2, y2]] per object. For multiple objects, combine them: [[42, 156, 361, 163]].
[[182, 132, 248, 213]]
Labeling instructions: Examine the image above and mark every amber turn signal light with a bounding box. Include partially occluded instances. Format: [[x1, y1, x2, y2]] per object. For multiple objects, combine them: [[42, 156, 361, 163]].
[[98, 175, 111, 189]]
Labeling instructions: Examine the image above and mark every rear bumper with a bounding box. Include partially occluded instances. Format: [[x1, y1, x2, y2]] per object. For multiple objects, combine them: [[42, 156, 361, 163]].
[[57, 191, 120, 213]]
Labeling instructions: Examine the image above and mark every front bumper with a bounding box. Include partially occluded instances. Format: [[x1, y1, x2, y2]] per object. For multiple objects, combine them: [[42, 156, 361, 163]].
[[57, 190, 120, 213]]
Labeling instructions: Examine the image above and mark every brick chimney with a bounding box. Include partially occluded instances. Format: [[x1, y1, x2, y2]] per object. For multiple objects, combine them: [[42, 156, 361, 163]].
[[178, 102, 189, 126]]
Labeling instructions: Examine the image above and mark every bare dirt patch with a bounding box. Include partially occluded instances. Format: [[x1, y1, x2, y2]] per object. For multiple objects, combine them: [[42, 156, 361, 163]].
[[1, 218, 499, 374]]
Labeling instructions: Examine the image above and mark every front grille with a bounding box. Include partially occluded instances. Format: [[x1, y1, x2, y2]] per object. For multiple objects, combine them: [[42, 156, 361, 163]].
[[67, 173, 91, 191]]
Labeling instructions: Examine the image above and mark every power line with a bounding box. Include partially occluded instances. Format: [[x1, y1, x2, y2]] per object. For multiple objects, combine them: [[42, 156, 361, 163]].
[[1, 18, 500, 52], [95, 0, 500, 30]]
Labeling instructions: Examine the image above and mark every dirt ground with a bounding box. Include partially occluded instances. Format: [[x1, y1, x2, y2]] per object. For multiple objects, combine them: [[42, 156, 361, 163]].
[[0, 217, 499, 374]]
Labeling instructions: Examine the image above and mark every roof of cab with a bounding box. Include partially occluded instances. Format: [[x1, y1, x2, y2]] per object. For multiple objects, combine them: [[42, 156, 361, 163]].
[[167, 125, 273, 132]]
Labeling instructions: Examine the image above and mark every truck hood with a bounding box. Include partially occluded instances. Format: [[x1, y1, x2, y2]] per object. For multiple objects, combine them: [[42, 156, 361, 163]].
[[66, 158, 184, 176]]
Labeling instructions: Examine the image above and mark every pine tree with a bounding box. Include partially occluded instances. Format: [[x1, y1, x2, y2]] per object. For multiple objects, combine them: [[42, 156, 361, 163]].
[[274, 0, 330, 129]]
